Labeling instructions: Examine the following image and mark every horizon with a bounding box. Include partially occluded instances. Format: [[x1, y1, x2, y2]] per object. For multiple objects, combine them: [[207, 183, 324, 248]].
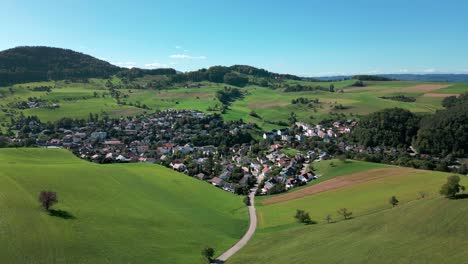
[[2, 0, 468, 76]]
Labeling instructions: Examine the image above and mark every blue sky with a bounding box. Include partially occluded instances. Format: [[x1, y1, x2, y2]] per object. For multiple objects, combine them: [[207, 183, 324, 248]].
[[1, 0, 468, 76]]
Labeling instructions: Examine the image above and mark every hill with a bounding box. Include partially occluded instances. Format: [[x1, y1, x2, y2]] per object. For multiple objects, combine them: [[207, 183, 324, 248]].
[[229, 159, 468, 263], [0, 148, 248, 263], [0, 46, 120, 85]]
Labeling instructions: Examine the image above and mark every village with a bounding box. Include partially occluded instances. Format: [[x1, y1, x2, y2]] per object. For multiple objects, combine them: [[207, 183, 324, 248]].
[[5, 109, 361, 195]]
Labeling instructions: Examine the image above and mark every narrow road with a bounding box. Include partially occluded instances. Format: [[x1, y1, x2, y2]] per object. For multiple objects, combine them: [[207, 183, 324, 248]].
[[216, 187, 258, 263]]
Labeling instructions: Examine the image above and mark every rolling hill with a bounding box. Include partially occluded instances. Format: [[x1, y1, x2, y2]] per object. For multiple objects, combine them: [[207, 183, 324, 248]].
[[0, 148, 248, 264], [0, 46, 121, 85], [229, 159, 468, 264]]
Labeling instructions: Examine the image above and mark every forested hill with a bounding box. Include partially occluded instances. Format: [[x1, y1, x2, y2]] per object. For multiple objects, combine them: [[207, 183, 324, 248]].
[[0, 46, 122, 85]]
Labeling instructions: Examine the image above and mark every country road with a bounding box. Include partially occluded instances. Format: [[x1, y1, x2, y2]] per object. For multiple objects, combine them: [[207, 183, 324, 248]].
[[215, 187, 258, 263]]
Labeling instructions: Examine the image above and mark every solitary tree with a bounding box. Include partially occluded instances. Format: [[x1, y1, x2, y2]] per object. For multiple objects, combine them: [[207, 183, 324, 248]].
[[389, 196, 399, 208], [38, 191, 58, 211], [325, 214, 333, 224], [294, 209, 313, 224], [418, 191, 428, 199], [243, 196, 251, 206], [201, 247, 215, 263], [337, 208, 352, 220], [440, 175, 465, 198]]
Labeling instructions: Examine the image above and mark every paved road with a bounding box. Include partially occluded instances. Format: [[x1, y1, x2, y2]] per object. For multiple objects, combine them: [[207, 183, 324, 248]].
[[216, 187, 258, 263]]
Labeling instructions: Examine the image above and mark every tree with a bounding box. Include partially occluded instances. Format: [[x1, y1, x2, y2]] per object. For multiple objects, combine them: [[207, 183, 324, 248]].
[[201, 247, 215, 263], [38, 191, 58, 211], [329, 84, 335, 92], [440, 175, 465, 198], [325, 214, 333, 224], [389, 196, 399, 207], [294, 209, 314, 224], [243, 196, 251, 206], [337, 208, 352, 220], [288, 112, 297, 125], [223, 72, 249, 87], [418, 191, 428, 199]]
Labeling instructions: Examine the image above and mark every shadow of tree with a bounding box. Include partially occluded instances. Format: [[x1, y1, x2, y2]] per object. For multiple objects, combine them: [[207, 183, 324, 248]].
[[49, 209, 76, 219], [453, 193, 468, 200]]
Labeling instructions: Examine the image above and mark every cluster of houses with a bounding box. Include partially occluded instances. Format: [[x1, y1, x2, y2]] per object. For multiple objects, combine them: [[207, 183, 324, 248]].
[[9, 109, 364, 194], [263, 121, 356, 143]]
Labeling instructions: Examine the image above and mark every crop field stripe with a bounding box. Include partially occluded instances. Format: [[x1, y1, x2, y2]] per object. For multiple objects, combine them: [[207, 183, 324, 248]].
[[261, 167, 414, 205]]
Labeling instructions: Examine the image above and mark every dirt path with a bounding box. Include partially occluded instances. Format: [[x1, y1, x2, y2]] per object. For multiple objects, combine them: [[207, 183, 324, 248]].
[[216, 187, 258, 263], [261, 167, 414, 205]]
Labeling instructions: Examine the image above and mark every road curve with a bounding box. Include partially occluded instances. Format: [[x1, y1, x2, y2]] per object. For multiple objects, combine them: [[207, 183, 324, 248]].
[[216, 188, 257, 262]]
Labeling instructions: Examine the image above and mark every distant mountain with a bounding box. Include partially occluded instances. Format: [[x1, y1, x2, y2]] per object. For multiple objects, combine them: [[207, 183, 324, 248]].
[[378, 74, 468, 82], [316, 74, 468, 82], [0, 46, 121, 85]]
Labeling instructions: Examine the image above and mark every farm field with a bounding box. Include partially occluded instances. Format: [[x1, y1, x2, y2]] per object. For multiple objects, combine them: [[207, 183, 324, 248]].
[[1, 78, 467, 131], [228, 160, 468, 263], [0, 148, 248, 264]]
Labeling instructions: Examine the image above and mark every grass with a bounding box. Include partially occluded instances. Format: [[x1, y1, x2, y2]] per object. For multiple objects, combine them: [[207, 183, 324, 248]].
[[229, 196, 468, 264], [1, 78, 466, 129], [229, 160, 468, 264], [0, 148, 248, 264]]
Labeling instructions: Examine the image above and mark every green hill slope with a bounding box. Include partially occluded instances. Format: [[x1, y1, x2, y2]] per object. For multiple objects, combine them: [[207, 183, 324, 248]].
[[229, 160, 468, 264], [0, 148, 248, 264], [230, 197, 468, 264]]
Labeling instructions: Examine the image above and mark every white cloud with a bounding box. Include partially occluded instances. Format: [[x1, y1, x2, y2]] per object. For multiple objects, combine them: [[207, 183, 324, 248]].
[[463, 69, 468, 72], [113, 62, 137, 68], [422, 68, 436, 73], [175, 45, 182, 49], [398, 69, 409, 73], [144, 62, 170, 68], [169, 54, 206, 60]]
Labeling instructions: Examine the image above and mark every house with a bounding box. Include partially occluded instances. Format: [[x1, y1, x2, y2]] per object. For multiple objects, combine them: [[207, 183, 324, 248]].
[[170, 161, 186, 172], [277, 128, 288, 136], [90, 131, 107, 140], [210, 177, 224, 186], [104, 140, 124, 146], [116, 154, 131, 162], [195, 173, 206, 180], [239, 174, 253, 187], [262, 181, 276, 194], [263, 132, 276, 140]]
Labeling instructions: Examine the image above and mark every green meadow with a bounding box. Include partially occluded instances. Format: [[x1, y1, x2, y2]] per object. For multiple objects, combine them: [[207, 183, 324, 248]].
[[0, 148, 248, 264], [230, 196, 468, 264], [229, 160, 468, 264], [1, 78, 467, 130]]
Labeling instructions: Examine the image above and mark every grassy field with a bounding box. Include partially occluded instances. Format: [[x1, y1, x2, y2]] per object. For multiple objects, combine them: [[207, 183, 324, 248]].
[[228, 160, 468, 263], [0, 148, 248, 264], [230, 196, 468, 264], [1, 78, 467, 130]]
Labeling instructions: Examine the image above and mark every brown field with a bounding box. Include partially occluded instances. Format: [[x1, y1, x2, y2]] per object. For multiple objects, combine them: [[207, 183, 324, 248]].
[[261, 167, 415, 205], [403, 84, 451, 92], [248, 102, 289, 108], [423, 93, 458, 98], [343, 86, 372, 92]]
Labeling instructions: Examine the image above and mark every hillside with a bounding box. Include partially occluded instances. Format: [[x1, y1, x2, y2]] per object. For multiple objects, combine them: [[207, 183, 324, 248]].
[[229, 159, 468, 263], [0, 148, 248, 264], [0, 46, 120, 85]]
